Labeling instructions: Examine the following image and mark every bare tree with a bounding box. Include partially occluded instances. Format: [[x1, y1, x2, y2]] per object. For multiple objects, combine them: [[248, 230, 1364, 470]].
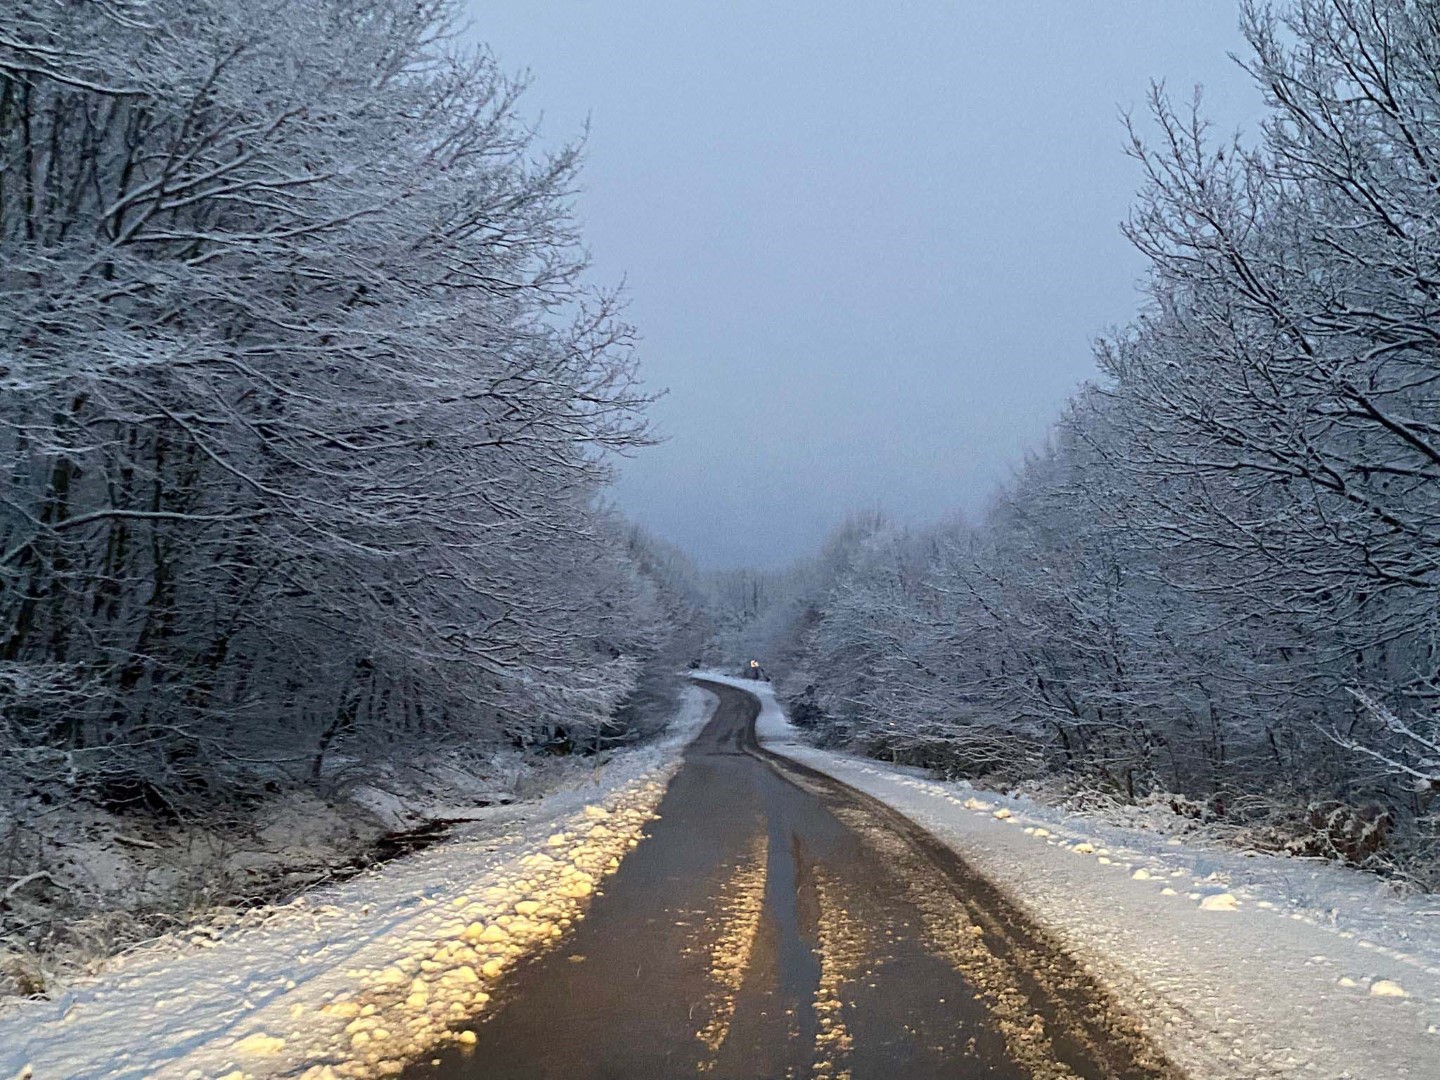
[[0, 0, 684, 825]]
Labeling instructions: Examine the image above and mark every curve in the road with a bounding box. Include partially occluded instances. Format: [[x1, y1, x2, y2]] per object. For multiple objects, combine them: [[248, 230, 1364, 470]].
[[403, 679, 1182, 1080]]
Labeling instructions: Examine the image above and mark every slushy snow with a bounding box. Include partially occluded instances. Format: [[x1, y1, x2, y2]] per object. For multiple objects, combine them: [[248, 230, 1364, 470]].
[[0, 688, 717, 1080], [10, 673, 1440, 1080], [698, 671, 1440, 1080]]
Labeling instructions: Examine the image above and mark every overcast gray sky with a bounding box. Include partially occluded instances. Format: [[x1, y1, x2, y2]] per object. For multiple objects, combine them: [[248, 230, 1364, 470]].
[[464, 2, 1263, 569]]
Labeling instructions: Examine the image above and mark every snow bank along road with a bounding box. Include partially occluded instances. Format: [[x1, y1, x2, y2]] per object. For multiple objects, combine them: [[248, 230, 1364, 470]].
[[407, 678, 1178, 1080], [0, 691, 716, 1080], [725, 674, 1440, 1080], [7, 677, 1434, 1079]]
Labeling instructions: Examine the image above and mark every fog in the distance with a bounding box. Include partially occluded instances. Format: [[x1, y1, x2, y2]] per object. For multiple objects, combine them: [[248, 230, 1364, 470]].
[[464, 1, 1262, 568]]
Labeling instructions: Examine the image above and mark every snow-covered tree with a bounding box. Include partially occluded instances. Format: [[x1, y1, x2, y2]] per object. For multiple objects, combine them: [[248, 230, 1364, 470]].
[[764, 0, 1440, 878], [0, 0, 686, 813]]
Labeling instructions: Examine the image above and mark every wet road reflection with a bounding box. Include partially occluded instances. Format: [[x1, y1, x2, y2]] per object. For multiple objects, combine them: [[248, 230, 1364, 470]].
[[403, 681, 1178, 1080]]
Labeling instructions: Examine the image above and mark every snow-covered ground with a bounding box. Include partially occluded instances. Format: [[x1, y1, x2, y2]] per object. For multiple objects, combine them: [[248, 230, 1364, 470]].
[[0, 687, 717, 1080], [0, 743, 558, 998], [13, 672, 1439, 1080], [698, 671, 1440, 1080]]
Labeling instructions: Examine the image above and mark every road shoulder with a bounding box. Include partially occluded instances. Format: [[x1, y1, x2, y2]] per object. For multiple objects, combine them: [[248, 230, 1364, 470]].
[[0, 688, 716, 1080], [696, 671, 1440, 1080]]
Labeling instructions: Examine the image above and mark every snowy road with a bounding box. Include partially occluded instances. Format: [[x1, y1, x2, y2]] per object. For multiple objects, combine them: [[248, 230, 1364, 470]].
[[10, 679, 1429, 1079], [409, 680, 1179, 1080]]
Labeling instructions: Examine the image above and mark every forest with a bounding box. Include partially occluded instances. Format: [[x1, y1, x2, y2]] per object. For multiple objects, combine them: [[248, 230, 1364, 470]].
[[715, 0, 1440, 886], [6, 0, 1440, 1005], [0, 0, 708, 976], [9, 3, 1440, 1076]]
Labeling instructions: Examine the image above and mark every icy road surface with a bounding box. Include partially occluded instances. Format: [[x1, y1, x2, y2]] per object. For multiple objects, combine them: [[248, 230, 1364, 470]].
[[409, 680, 1177, 1080]]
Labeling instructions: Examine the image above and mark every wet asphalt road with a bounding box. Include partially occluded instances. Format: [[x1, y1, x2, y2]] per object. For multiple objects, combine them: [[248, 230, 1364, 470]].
[[405, 680, 1180, 1080]]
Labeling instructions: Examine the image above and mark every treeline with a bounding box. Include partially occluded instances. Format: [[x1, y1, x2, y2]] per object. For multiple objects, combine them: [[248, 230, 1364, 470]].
[[0, 0, 707, 818], [723, 0, 1440, 882]]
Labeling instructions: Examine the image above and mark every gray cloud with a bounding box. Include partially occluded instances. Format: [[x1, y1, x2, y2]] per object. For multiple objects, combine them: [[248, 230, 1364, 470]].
[[465, 1, 1262, 568]]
